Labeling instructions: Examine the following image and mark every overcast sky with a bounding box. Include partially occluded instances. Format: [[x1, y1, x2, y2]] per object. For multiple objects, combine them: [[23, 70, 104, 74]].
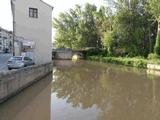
[[0, 0, 104, 31]]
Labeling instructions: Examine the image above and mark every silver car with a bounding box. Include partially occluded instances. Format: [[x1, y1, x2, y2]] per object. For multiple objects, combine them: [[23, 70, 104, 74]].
[[7, 56, 35, 70]]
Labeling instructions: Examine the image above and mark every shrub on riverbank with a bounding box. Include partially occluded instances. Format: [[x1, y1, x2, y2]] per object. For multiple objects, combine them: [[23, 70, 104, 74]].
[[86, 56, 148, 68], [148, 53, 160, 60], [83, 48, 107, 57]]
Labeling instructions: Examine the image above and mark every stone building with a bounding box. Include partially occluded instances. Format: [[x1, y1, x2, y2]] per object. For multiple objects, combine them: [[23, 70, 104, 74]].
[[11, 0, 53, 64]]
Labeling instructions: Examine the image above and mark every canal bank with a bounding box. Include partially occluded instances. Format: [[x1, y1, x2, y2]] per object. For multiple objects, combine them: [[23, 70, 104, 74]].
[[0, 62, 53, 103], [86, 56, 160, 69], [85, 56, 160, 76], [86, 56, 148, 68]]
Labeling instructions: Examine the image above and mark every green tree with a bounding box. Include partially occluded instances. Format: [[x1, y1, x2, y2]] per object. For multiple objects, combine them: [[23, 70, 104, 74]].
[[53, 1, 157, 57], [53, 11, 78, 48], [53, 3, 100, 49], [94, 6, 115, 54], [147, 0, 160, 55], [107, 0, 154, 56]]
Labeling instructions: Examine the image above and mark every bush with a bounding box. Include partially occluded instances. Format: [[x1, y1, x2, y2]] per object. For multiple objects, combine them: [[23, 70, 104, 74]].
[[148, 53, 160, 60], [83, 48, 107, 58]]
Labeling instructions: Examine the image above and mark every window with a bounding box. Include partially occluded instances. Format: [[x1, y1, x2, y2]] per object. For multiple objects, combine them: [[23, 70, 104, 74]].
[[24, 57, 32, 61], [29, 8, 38, 18], [11, 57, 23, 61], [3, 37, 7, 39]]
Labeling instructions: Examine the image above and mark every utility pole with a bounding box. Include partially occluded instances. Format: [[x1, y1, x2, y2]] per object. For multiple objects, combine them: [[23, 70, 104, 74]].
[[11, 0, 15, 56], [13, 21, 15, 56]]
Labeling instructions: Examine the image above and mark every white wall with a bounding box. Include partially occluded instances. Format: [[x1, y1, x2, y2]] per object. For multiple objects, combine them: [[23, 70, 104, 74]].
[[14, 0, 52, 64]]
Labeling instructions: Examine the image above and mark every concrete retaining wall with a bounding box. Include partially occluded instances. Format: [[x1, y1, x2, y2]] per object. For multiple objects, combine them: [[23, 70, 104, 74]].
[[0, 63, 52, 103], [147, 64, 160, 71]]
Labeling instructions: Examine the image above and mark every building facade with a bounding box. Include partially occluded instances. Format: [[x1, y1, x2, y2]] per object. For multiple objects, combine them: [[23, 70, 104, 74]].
[[0, 27, 13, 53], [11, 0, 53, 64]]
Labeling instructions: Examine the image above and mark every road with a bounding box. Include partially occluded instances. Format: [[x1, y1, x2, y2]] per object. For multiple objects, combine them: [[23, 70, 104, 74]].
[[0, 53, 12, 71]]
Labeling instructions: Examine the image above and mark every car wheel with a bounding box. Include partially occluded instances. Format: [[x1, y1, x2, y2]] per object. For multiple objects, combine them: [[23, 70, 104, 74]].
[[8, 68, 11, 70]]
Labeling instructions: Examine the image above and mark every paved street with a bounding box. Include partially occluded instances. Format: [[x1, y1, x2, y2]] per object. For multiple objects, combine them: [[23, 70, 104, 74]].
[[0, 53, 12, 71]]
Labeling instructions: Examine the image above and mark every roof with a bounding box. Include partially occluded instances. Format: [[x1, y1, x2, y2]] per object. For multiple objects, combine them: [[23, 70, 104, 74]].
[[0, 27, 12, 33], [11, 0, 53, 10], [39, 0, 54, 10]]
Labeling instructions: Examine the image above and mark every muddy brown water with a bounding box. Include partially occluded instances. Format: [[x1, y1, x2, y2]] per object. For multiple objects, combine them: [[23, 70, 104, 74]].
[[0, 60, 160, 120]]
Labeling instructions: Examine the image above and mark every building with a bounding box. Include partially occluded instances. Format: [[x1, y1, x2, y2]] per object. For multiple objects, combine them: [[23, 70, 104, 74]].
[[11, 0, 53, 64], [16, 36, 35, 59], [0, 27, 13, 53]]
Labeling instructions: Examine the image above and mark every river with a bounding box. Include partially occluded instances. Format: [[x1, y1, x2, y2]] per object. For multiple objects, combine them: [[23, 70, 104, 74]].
[[0, 60, 160, 120]]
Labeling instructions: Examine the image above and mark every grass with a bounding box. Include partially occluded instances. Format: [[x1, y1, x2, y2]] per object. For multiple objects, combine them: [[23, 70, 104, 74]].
[[86, 56, 149, 68]]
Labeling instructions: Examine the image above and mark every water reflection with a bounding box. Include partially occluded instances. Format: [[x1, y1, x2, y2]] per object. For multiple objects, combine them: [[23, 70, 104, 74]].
[[0, 74, 52, 120], [52, 60, 160, 120]]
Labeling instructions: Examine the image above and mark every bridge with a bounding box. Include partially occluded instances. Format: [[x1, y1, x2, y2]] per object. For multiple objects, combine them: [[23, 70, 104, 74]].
[[52, 48, 84, 60]]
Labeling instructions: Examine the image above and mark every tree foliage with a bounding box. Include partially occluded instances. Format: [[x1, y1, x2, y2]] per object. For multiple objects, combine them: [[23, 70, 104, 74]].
[[111, 0, 155, 56], [53, 0, 159, 57], [53, 4, 100, 49]]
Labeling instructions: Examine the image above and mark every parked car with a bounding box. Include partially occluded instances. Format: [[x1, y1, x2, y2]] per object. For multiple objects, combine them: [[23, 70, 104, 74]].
[[7, 56, 35, 70]]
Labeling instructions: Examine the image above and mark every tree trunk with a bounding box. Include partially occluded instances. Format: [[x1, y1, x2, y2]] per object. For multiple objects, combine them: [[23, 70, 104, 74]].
[[154, 20, 160, 55], [149, 28, 153, 53]]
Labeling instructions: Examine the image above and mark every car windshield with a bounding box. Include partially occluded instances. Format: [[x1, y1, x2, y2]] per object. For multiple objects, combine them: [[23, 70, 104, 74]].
[[11, 57, 23, 61]]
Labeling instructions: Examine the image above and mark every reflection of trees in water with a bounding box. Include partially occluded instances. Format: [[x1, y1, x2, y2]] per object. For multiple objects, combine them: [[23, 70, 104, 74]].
[[53, 64, 109, 109], [52, 62, 160, 120]]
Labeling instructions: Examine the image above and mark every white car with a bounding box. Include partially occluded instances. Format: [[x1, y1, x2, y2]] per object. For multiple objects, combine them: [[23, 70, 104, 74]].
[[7, 56, 35, 70]]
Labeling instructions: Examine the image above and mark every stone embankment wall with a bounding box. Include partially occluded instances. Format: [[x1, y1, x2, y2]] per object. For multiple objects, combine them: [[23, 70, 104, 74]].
[[0, 63, 52, 103], [147, 64, 160, 76], [147, 64, 160, 71]]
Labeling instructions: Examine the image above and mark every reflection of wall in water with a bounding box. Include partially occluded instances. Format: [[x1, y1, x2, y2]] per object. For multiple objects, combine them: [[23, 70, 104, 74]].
[[0, 74, 52, 120]]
